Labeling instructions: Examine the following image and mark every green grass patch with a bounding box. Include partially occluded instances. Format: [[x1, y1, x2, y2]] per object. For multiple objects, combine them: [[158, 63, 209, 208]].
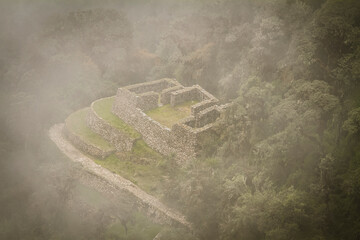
[[92, 138, 180, 197], [65, 108, 114, 151], [93, 139, 171, 196], [66, 107, 176, 197], [132, 139, 163, 159], [93, 96, 141, 139], [94, 152, 164, 196], [146, 100, 198, 128]]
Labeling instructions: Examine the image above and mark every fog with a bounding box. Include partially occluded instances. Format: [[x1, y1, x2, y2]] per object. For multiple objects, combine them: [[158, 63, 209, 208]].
[[0, 1, 206, 239], [1, 0, 359, 239]]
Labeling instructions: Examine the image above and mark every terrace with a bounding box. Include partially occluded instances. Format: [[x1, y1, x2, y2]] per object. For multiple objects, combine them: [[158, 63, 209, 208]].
[[145, 100, 198, 128], [65, 108, 114, 152]]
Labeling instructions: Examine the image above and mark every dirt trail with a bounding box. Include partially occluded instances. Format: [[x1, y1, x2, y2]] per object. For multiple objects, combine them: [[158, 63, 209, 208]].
[[49, 123, 191, 229]]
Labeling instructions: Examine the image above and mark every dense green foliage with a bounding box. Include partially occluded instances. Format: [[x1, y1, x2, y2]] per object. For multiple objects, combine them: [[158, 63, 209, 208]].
[[154, 0, 360, 239], [0, 0, 359, 239]]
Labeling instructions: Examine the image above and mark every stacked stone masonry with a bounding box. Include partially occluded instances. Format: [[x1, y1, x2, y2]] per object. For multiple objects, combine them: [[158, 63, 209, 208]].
[[59, 78, 229, 230], [137, 92, 159, 112], [112, 78, 230, 163], [86, 97, 139, 152], [126, 78, 180, 94], [63, 122, 115, 159], [160, 85, 183, 105], [63, 78, 229, 163]]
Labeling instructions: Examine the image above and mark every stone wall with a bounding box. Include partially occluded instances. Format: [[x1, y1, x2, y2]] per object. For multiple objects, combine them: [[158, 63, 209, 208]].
[[113, 89, 173, 151], [170, 87, 199, 107], [112, 89, 197, 162], [126, 78, 178, 94], [193, 85, 217, 101], [170, 85, 218, 107], [117, 87, 138, 108], [191, 99, 218, 116], [63, 123, 115, 159], [49, 124, 191, 229], [86, 98, 138, 152], [171, 123, 197, 159], [195, 106, 221, 128], [183, 116, 196, 128], [137, 91, 159, 111], [112, 79, 226, 163], [160, 85, 183, 105]]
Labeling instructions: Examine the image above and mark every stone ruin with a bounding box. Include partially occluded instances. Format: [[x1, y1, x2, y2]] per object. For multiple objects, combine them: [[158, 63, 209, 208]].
[[63, 78, 230, 163], [111, 78, 230, 162], [58, 78, 231, 231]]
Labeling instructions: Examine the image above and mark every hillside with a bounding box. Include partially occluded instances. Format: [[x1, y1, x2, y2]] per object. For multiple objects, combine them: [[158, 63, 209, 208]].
[[0, 0, 359, 240]]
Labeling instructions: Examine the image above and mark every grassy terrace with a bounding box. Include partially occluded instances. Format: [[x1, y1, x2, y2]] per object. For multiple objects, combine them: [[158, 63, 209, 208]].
[[67, 98, 179, 197], [145, 100, 198, 128], [65, 108, 114, 151], [49, 135, 163, 239], [93, 96, 141, 139], [94, 139, 168, 196]]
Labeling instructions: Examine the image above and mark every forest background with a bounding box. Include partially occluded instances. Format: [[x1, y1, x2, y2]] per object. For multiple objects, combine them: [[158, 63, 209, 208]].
[[0, 0, 359, 239]]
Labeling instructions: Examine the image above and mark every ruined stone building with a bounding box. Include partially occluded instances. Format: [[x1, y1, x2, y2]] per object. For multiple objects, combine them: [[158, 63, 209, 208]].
[[64, 78, 230, 162], [111, 78, 230, 162]]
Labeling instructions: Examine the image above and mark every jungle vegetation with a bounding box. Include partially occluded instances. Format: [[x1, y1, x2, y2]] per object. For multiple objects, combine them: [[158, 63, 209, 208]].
[[0, 0, 359, 239]]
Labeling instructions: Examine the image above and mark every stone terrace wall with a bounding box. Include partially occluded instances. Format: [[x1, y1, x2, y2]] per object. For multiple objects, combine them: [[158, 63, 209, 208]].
[[185, 103, 231, 130], [183, 116, 196, 128], [49, 124, 191, 229], [160, 85, 183, 105], [63, 123, 115, 159], [179, 111, 228, 157], [193, 85, 217, 101], [126, 78, 179, 94], [195, 106, 221, 128], [137, 91, 159, 111], [112, 79, 226, 162], [112, 88, 196, 162], [117, 87, 138, 108], [191, 99, 218, 116], [176, 104, 233, 156], [170, 87, 200, 107], [113, 89, 173, 153], [86, 98, 138, 152], [171, 123, 197, 159], [170, 85, 218, 107]]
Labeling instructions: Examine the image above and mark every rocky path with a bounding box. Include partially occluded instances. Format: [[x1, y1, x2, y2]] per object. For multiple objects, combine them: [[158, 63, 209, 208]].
[[48, 123, 191, 229]]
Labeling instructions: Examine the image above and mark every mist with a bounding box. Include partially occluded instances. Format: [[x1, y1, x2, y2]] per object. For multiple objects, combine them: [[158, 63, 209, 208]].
[[1, 0, 359, 239]]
